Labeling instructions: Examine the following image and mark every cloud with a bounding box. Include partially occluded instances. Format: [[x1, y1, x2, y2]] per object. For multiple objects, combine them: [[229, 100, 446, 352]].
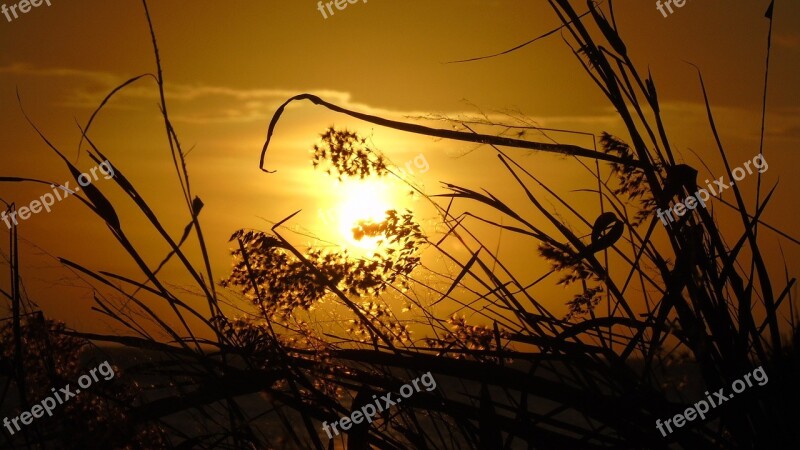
[[0, 63, 451, 125], [0, 63, 122, 85], [0, 63, 348, 123], [4, 64, 794, 148], [774, 33, 800, 49]]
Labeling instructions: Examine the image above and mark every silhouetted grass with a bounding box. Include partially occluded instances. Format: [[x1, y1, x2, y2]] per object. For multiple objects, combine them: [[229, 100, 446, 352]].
[[1, 0, 798, 449]]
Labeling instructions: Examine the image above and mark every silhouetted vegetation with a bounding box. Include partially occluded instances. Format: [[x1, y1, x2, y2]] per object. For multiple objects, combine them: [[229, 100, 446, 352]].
[[1, 0, 797, 449]]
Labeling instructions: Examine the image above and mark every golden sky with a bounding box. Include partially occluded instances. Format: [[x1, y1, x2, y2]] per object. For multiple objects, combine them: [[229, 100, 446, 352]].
[[0, 0, 798, 333]]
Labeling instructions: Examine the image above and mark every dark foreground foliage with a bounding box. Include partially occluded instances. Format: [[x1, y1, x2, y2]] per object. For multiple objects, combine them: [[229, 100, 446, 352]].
[[1, 1, 797, 449]]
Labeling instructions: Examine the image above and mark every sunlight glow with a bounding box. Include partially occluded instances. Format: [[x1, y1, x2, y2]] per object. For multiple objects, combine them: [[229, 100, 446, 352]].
[[334, 178, 393, 252]]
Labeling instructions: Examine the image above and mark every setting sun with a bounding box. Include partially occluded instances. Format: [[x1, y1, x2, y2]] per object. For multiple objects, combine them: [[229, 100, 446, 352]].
[[3, 1, 798, 448], [333, 178, 394, 251]]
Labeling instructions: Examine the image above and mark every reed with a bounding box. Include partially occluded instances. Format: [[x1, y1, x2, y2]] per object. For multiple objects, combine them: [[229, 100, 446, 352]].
[[2, 0, 797, 448]]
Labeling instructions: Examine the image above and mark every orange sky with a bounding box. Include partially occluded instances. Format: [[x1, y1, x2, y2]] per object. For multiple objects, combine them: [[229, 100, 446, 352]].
[[0, 0, 798, 334]]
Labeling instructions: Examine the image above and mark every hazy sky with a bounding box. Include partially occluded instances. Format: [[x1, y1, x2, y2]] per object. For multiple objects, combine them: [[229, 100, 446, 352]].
[[0, 1, 798, 333]]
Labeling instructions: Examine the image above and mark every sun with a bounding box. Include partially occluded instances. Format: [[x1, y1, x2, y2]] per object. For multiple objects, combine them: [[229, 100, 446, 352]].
[[334, 178, 394, 252]]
